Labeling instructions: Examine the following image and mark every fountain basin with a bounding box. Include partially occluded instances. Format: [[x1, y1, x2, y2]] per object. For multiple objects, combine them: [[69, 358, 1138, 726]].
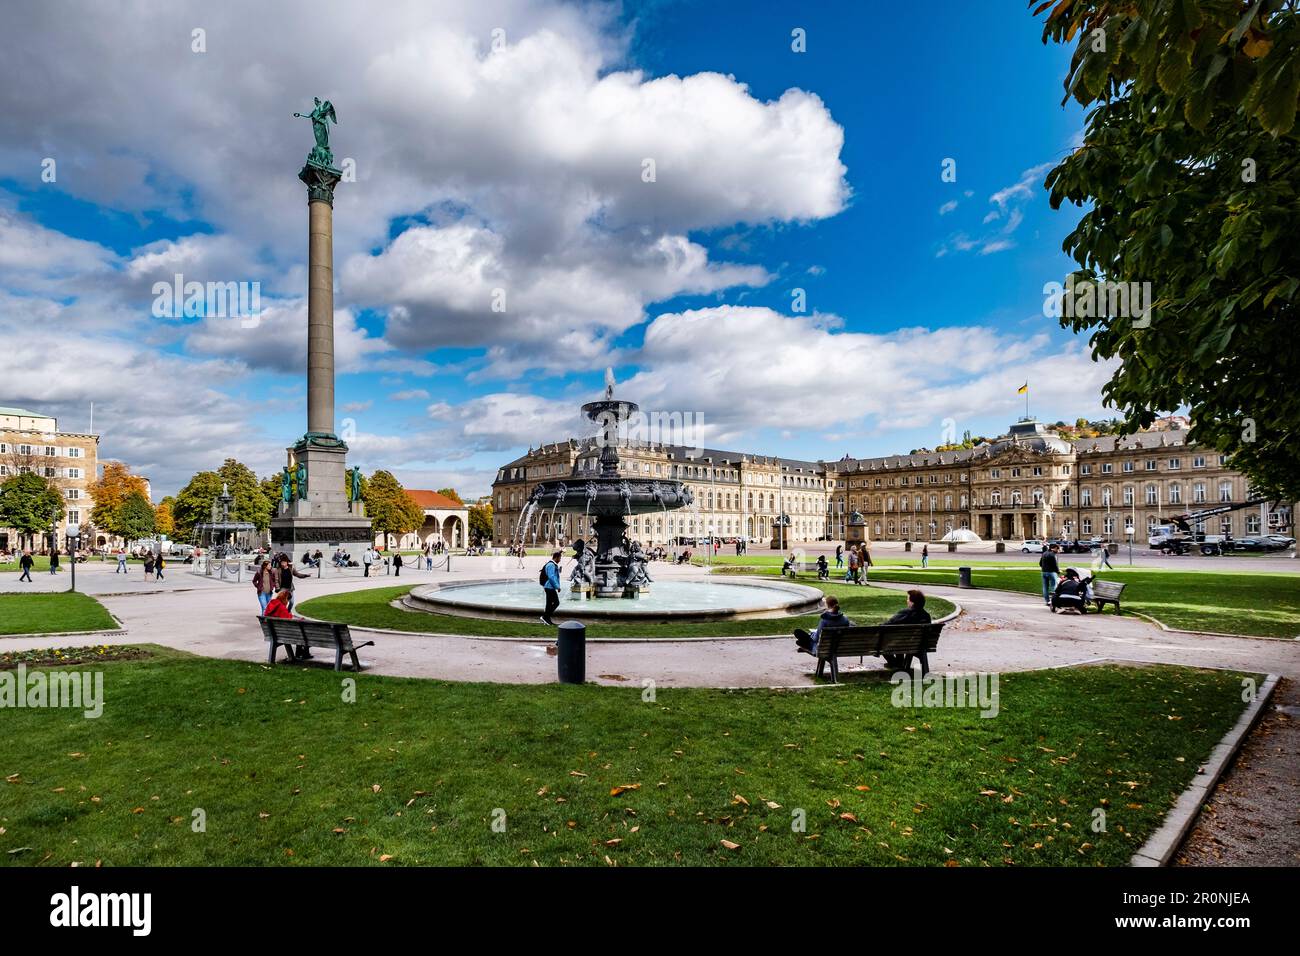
[[404, 578, 824, 624]]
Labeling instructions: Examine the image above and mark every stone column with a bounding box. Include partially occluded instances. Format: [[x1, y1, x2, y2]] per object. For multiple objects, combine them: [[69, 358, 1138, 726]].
[[307, 198, 335, 437], [298, 162, 343, 439]]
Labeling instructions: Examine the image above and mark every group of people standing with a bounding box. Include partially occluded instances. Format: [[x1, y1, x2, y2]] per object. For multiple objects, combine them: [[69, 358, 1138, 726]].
[[835, 543, 874, 585], [253, 553, 311, 615]]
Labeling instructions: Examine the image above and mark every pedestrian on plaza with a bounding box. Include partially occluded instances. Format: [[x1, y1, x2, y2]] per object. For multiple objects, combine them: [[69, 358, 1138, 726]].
[[540, 549, 562, 626], [49, 548, 60, 574], [278, 556, 311, 612], [154, 552, 165, 581], [860, 544, 873, 584], [1039, 545, 1061, 606], [116, 548, 128, 573], [835, 544, 843, 569], [921, 544, 929, 569], [1095, 543, 1113, 570], [253, 559, 275, 613], [18, 550, 34, 582], [847, 546, 859, 583], [362, 546, 374, 577], [393, 551, 403, 576], [143, 552, 155, 580]]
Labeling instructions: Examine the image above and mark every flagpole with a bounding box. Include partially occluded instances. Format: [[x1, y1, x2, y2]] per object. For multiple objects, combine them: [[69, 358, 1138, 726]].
[[1025, 381, 1029, 420]]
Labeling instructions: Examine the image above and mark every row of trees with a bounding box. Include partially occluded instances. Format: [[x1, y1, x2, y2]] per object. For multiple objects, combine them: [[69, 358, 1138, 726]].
[[2, 454, 491, 551]]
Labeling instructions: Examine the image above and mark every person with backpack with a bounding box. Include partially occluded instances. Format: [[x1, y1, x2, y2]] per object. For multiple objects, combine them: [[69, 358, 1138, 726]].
[[539, 550, 562, 626]]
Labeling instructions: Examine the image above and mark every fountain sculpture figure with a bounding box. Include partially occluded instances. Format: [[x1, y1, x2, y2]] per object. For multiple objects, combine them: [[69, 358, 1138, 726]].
[[524, 369, 693, 597]]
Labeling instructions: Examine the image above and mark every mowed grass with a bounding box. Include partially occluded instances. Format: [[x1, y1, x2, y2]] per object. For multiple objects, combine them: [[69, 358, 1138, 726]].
[[297, 582, 955, 639], [777, 566, 1300, 639], [0, 592, 118, 636], [0, 649, 1251, 866]]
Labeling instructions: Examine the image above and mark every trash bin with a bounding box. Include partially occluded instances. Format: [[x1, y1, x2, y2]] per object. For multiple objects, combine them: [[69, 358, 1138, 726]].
[[556, 620, 586, 684], [958, 566, 973, 589], [995, 542, 1005, 553], [947, 542, 957, 552]]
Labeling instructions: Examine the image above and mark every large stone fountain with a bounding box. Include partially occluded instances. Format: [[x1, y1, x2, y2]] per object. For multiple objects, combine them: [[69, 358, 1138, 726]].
[[525, 369, 694, 598]]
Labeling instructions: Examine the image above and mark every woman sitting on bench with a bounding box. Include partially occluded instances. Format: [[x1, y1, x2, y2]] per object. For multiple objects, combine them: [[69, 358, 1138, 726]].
[[883, 588, 931, 626], [264, 588, 313, 659], [793, 595, 852, 656]]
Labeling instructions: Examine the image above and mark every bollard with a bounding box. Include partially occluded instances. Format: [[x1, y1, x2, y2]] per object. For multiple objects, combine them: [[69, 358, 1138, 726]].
[[556, 620, 586, 684], [958, 566, 973, 589], [995, 541, 1005, 553]]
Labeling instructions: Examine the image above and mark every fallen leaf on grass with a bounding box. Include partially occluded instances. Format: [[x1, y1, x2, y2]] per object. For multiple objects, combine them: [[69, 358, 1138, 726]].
[[609, 784, 641, 797], [720, 840, 740, 850]]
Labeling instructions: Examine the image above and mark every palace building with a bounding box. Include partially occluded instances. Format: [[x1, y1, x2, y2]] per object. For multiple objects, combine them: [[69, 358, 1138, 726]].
[[492, 418, 1289, 547], [0, 406, 100, 552]]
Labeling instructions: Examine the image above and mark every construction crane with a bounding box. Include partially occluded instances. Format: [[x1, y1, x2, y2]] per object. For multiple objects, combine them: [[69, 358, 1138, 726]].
[[1150, 498, 1293, 555]]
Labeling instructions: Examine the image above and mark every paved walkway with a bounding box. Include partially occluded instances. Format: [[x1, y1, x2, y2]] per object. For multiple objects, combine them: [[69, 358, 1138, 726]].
[[4, 558, 1297, 688]]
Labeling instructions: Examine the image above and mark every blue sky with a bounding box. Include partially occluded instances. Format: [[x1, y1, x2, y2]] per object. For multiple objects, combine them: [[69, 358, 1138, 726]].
[[0, 0, 1108, 499]]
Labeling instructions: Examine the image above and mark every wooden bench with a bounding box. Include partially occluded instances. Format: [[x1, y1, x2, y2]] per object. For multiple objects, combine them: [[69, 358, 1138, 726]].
[[814, 622, 945, 683], [1090, 579, 1126, 614], [258, 617, 374, 672]]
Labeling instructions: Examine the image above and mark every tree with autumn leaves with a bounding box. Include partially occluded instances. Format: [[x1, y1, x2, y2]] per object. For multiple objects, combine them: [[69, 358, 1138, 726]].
[[1035, 0, 1300, 500]]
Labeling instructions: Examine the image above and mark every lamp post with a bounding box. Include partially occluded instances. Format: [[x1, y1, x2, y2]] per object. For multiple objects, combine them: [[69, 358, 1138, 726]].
[[1125, 522, 1134, 566]]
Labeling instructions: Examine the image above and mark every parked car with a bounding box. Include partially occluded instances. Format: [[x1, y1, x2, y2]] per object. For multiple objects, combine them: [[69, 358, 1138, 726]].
[[1021, 539, 1045, 553], [1265, 533, 1296, 548], [1233, 537, 1271, 552]]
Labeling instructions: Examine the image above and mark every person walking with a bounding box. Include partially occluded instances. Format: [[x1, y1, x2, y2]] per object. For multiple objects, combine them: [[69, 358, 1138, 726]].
[[49, 548, 60, 575], [362, 546, 374, 577], [253, 559, 275, 613], [1039, 545, 1061, 607], [1096, 544, 1114, 570], [834, 544, 843, 569], [921, 544, 929, 569], [143, 552, 155, 580], [539, 549, 562, 626], [278, 556, 310, 613], [393, 551, 403, 577], [116, 548, 128, 573], [847, 546, 859, 584], [860, 545, 873, 584], [154, 551, 166, 581], [18, 549, 34, 583]]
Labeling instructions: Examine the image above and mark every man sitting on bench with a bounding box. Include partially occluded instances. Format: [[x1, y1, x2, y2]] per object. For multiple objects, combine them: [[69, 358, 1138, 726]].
[[883, 588, 931, 626], [793, 595, 852, 656], [1051, 569, 1089, 614]]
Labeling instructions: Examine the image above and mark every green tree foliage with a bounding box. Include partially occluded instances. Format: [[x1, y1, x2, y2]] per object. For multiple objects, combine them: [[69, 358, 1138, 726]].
[[0, 472, 64, 548], [217, 459, 275, 531], [118, 492, 157, 541], [172, 471, 222, 538], [1036, 0, 1300, 499], [468, 501, 493, 543], [364, 470, 424, 546]]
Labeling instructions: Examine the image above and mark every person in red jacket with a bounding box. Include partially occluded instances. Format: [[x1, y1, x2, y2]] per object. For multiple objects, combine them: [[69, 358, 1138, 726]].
[[264, 588, 295, 619]]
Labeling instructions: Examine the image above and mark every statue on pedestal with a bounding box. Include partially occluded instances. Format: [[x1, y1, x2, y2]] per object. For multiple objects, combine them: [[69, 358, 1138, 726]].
[[294, 97, 338, 167], [296, 461, 308, 500], [281, 466, 293, 503]]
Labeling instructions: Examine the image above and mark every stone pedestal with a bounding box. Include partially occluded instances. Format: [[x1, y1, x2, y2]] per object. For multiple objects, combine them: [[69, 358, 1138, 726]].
[[270, 443, 372, 562]]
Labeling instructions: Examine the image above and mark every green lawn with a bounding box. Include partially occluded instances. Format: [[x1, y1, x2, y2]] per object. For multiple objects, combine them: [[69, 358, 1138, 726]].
[[0, 592, 118, 636], [779, 566, 1299, 639], [297, 582, 955, 639], [0, 648, 1250, 866]]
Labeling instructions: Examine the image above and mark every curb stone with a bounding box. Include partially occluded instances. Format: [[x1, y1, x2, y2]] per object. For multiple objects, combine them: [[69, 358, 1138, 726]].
[[1130, 672, 1279, 867]]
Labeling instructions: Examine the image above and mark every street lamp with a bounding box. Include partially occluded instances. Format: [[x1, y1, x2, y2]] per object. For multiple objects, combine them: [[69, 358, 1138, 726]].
[[1125, 522, 1134, 566]]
